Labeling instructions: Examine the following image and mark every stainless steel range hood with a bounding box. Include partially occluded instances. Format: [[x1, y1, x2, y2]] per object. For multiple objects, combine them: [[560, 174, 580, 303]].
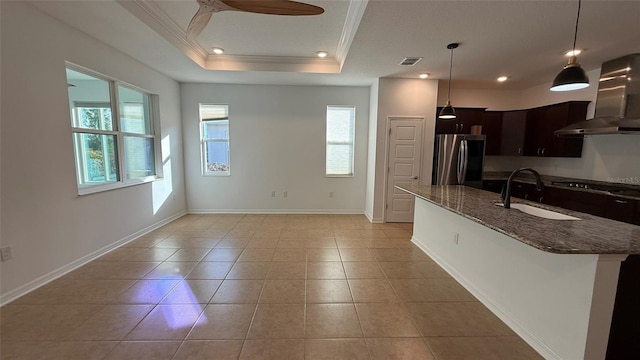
[[555, 54, 640, 135]]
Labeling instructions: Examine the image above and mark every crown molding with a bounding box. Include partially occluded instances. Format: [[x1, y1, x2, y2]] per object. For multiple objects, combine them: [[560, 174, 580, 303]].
[[336, 0, 369, 70], [117, 0, 362, 74], [117, 0, 208, 66]]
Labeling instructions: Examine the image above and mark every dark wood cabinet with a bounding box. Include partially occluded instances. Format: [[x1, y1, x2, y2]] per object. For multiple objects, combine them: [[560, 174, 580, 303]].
[[449, 102, 587, 157], [523, 101, 589, 157], [435, 107, 485, 134], [482, 179, 506, 194], [635, 207, 640, 226], [603, 197, 637, 223], [607, 255, 640, 360], [482, 111, 503, 155], [499, 110, 527, 156]]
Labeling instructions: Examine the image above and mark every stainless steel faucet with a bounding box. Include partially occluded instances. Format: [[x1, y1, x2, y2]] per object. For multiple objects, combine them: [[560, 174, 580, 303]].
[[501, 168, 544, 209]]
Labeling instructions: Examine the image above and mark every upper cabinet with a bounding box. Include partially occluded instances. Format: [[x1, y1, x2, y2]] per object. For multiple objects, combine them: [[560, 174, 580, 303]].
[[475, 101, 589, 158], [435, 107, 485, 134], [481, 111, 503, 155], [500, 110, 527, 156], [523, 101, 589, 157]]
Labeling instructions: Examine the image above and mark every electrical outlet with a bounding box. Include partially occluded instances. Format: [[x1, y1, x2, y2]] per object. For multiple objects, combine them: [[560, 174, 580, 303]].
[[1, 246, 13, 261], [283, 191, 288, 198], [329, 192, 334, 198], [271, 191, 276, 198], [453, 233, 459, 245]]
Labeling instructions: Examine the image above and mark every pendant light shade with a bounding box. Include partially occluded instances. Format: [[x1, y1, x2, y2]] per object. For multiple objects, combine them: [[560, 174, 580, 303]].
[[439, 43, 459, 119], [550, 0, 589, 92], [550, 56, 590, 91], [439, 100, 456, 119]]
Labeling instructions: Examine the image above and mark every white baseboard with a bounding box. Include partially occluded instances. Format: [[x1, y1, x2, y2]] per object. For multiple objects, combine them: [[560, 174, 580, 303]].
[[187, 208, 365, 215], [411, 235, 561, 360], [0, 210, 187, 306]]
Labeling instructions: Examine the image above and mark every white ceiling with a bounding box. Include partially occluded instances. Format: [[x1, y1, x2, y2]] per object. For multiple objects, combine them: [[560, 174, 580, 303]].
[[30, 0, 640, 89]]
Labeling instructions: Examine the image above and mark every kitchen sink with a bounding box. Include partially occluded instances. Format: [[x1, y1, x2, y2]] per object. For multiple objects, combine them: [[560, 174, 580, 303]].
[[494, 203, 581, 220]]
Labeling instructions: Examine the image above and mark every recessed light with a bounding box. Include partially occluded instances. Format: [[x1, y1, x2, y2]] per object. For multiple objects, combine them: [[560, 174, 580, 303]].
[[212, 47, 224, 55], [419, 73, 430, 79], [316, 51, 328, 58], [497, 76, 509, 82], [565, 49, 582, 57]]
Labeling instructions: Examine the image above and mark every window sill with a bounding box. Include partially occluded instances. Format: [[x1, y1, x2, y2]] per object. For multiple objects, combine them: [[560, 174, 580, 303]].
[[77, 176, 160, 196], [326, 174, 354, 178]]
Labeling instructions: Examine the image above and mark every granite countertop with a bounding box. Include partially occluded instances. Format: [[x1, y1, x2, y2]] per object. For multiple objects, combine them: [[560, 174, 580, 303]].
[[397, 184, 640, 255]]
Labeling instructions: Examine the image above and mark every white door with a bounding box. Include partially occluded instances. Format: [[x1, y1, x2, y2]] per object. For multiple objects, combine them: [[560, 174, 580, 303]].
[[385, 117, 424, 222]]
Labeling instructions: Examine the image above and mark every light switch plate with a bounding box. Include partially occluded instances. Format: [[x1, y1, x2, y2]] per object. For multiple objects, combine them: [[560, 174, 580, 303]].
[[1, 246, 12, 261]]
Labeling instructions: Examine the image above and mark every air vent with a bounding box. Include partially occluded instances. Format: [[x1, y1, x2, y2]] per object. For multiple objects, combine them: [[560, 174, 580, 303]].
[[399, 57, 423, 66]]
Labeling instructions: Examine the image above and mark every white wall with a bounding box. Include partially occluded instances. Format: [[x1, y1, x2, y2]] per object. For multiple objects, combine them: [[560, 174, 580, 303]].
[[412, 197, 623, 360], [437, 82, 522, 111], [0, 2, 186, 302], [448, 68, 640, 183], [181, 83, 369, 213], [368, 78, 439, 221], [365, 79, 379, 221]]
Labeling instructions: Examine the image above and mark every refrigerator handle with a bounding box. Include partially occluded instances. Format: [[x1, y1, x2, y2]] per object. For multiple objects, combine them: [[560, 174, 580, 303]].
[[457, 140, 469, 184]]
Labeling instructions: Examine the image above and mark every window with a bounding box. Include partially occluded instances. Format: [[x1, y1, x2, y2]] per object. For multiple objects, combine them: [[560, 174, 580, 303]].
[[200, 104, 230, 176], [326, 106, 355, 176], [66, 65, 159, 194]]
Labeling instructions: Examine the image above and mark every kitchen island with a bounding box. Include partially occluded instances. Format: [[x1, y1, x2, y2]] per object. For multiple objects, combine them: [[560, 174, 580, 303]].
[[396, 184, 640, 360]]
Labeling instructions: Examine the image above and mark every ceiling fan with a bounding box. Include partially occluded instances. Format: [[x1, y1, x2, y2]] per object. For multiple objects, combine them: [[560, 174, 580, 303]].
[[187, 0, 325, 40]]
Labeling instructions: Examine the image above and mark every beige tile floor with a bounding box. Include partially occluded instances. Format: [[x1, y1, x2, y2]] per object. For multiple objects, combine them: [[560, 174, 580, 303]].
[[0, 214, 543, 360]]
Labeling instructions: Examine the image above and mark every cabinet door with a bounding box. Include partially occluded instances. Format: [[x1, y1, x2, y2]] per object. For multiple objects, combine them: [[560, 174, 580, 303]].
[[604, 197, 636, 223], [635, 206, 640, 226], [559, 190, 607, 216], [500, 110, 526, 156], [541, 187, 564, 207], [482, 179, 506, 194], [459, 108, 485, 134], [482, 111, 503, 155], [524, 107, 547, 156], [435, 107, 486, 134], [544, 102, 587, 157], [435, 107, 458, 134]]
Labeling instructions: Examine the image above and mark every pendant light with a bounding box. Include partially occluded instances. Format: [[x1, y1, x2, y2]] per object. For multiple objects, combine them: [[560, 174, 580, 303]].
[[550, 0, 589, 91], [439, 43, 459, 119]]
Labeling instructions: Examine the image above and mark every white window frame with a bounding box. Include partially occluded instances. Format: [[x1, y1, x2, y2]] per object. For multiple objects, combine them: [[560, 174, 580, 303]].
[[199, 104, 231, 177], [66, 63, 162, 195], [326, 105, 356, 177]]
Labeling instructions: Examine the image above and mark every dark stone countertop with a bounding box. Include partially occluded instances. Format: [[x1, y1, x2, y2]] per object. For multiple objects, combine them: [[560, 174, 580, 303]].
[[397, 184, 640, 255]]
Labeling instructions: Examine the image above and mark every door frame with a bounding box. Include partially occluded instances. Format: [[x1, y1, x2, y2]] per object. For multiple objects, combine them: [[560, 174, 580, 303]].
[[383, 116, 425, 222]]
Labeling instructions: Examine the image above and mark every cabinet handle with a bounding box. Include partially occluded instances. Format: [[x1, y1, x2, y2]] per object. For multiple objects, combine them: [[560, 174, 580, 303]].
[[537, 148, 541, 156], [541, 148, 546, 156], [524, 194, 529, 200], [460, 123, 464, 132], [518, 147, 522, 154], [615, 199, 628, 204], [455, 124, 459, 132], [539, 197, 544, 203]]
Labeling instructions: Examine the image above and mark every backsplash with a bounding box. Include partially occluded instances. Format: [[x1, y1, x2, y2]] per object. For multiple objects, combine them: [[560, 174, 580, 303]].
[[485, 134, 640, 185]]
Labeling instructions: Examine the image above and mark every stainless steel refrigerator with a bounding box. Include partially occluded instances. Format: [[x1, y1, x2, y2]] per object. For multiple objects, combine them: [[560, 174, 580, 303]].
[[432, 134, 486, 188]]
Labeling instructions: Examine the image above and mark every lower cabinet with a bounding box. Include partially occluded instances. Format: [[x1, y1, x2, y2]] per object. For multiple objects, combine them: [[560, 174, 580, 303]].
[[607, 255, 640, 359]]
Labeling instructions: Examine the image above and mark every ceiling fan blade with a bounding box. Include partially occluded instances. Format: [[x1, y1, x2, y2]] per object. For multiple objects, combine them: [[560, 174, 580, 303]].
[[221, 0, 324, 16], [187, 4, 216, 40]]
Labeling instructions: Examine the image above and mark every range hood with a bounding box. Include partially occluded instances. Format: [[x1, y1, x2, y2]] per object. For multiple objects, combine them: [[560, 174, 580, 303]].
[[555, 54, 640, 135]]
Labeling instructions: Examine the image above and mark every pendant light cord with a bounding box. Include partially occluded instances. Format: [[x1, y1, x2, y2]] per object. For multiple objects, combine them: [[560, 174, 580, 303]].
[[572, 0, 581, 52], [447, 47, 454, 100]]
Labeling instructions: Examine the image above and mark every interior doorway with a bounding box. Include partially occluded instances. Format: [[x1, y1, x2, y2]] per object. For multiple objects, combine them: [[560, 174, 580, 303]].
[[385, 117, 424, 222]]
